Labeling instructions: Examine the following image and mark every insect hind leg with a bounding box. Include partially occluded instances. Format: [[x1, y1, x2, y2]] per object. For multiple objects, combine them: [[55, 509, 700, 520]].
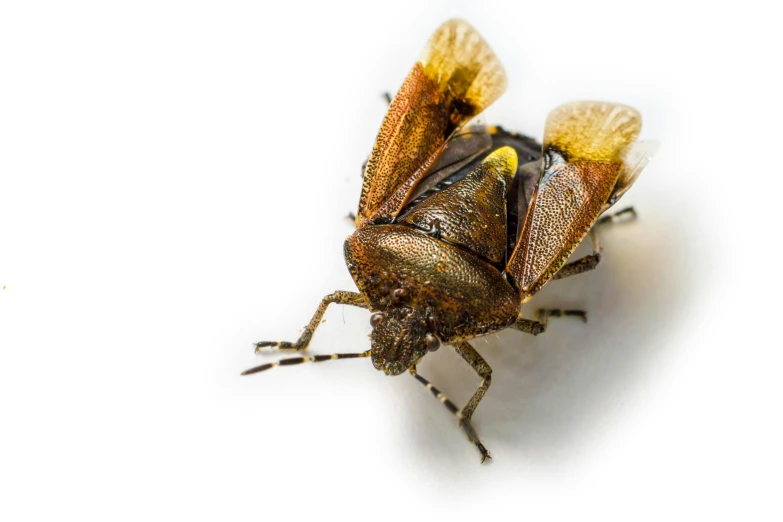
[[511, 308, 588, 336], [452, 341, 492, 421], [552, 206, 636, 281], [254, 291, 368, 353]]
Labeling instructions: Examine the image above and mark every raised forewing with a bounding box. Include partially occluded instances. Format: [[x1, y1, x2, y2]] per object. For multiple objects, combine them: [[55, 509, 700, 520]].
[[506, 101, 651, 301], [355, 19, 507, 227]]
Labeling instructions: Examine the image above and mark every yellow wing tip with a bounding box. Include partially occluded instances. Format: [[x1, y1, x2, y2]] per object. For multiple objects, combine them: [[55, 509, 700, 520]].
[[545, 101, 642, 163], [434, 18, 474, 32], [419, 19, 507, 117]]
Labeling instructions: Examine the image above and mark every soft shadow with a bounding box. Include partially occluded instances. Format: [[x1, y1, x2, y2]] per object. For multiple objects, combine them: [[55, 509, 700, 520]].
[[402, 207, 698, 472]]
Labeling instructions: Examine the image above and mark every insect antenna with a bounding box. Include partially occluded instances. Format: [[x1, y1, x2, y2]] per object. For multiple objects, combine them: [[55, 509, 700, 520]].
[[241, 350, 371, 376]]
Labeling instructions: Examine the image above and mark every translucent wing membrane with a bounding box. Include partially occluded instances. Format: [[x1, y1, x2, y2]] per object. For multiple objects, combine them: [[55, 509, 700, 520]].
[[356, 19, 507, 227], [605, 139, 660, 208], [506, 101, 652, 300]]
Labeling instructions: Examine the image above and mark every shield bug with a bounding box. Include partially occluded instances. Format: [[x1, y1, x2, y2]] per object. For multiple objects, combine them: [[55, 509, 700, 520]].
[[242, 19, 658, 462]]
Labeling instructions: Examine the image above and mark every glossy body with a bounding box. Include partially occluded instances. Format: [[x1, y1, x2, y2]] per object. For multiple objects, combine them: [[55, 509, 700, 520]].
[[243, 19, 657, 462], [345, 132, 540, 375]]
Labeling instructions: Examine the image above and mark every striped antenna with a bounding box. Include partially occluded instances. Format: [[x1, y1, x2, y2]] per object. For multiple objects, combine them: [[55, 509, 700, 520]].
[[241, 350, 371, 376]]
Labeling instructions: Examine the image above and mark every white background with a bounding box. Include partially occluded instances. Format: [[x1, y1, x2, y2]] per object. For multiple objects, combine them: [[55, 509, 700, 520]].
[[1, 1, 781, 520]]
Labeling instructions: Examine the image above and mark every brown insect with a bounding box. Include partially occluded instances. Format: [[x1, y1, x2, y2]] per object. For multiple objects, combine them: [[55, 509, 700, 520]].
[[242, 19, 658, 462]]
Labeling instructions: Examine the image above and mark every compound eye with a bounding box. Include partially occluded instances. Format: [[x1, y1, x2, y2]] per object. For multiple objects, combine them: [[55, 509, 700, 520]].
[[370, 313, 383, 328], [425, 333, 440, 352], [392, 288, 408, 304]]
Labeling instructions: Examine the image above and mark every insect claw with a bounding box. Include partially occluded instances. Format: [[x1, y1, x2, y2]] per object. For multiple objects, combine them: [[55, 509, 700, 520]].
[[598, 206, 637, 225], [614, 206, 637, 221], [477, 443, 492, 463], [253, 342, 274, 354]]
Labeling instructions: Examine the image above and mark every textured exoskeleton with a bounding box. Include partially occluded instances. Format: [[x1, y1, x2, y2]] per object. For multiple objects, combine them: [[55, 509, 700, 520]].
[[243, 19, 658, 462]]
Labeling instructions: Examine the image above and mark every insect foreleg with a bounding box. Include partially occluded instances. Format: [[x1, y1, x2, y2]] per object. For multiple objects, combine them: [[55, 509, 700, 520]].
[[254, 291, 368, 353], [410, 364, 492, 463], [552, 206, 636, 281], [452, 341, 492, 421]]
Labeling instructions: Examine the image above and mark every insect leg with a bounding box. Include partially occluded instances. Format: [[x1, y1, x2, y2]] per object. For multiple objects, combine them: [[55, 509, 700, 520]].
[[409, 365, 492, 463], [511, 308, 587, 335], [241, 350, 371, 376], [452, 341, 491, 421], [552, 206, 636, 280], [254, 291, 368, 353]]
